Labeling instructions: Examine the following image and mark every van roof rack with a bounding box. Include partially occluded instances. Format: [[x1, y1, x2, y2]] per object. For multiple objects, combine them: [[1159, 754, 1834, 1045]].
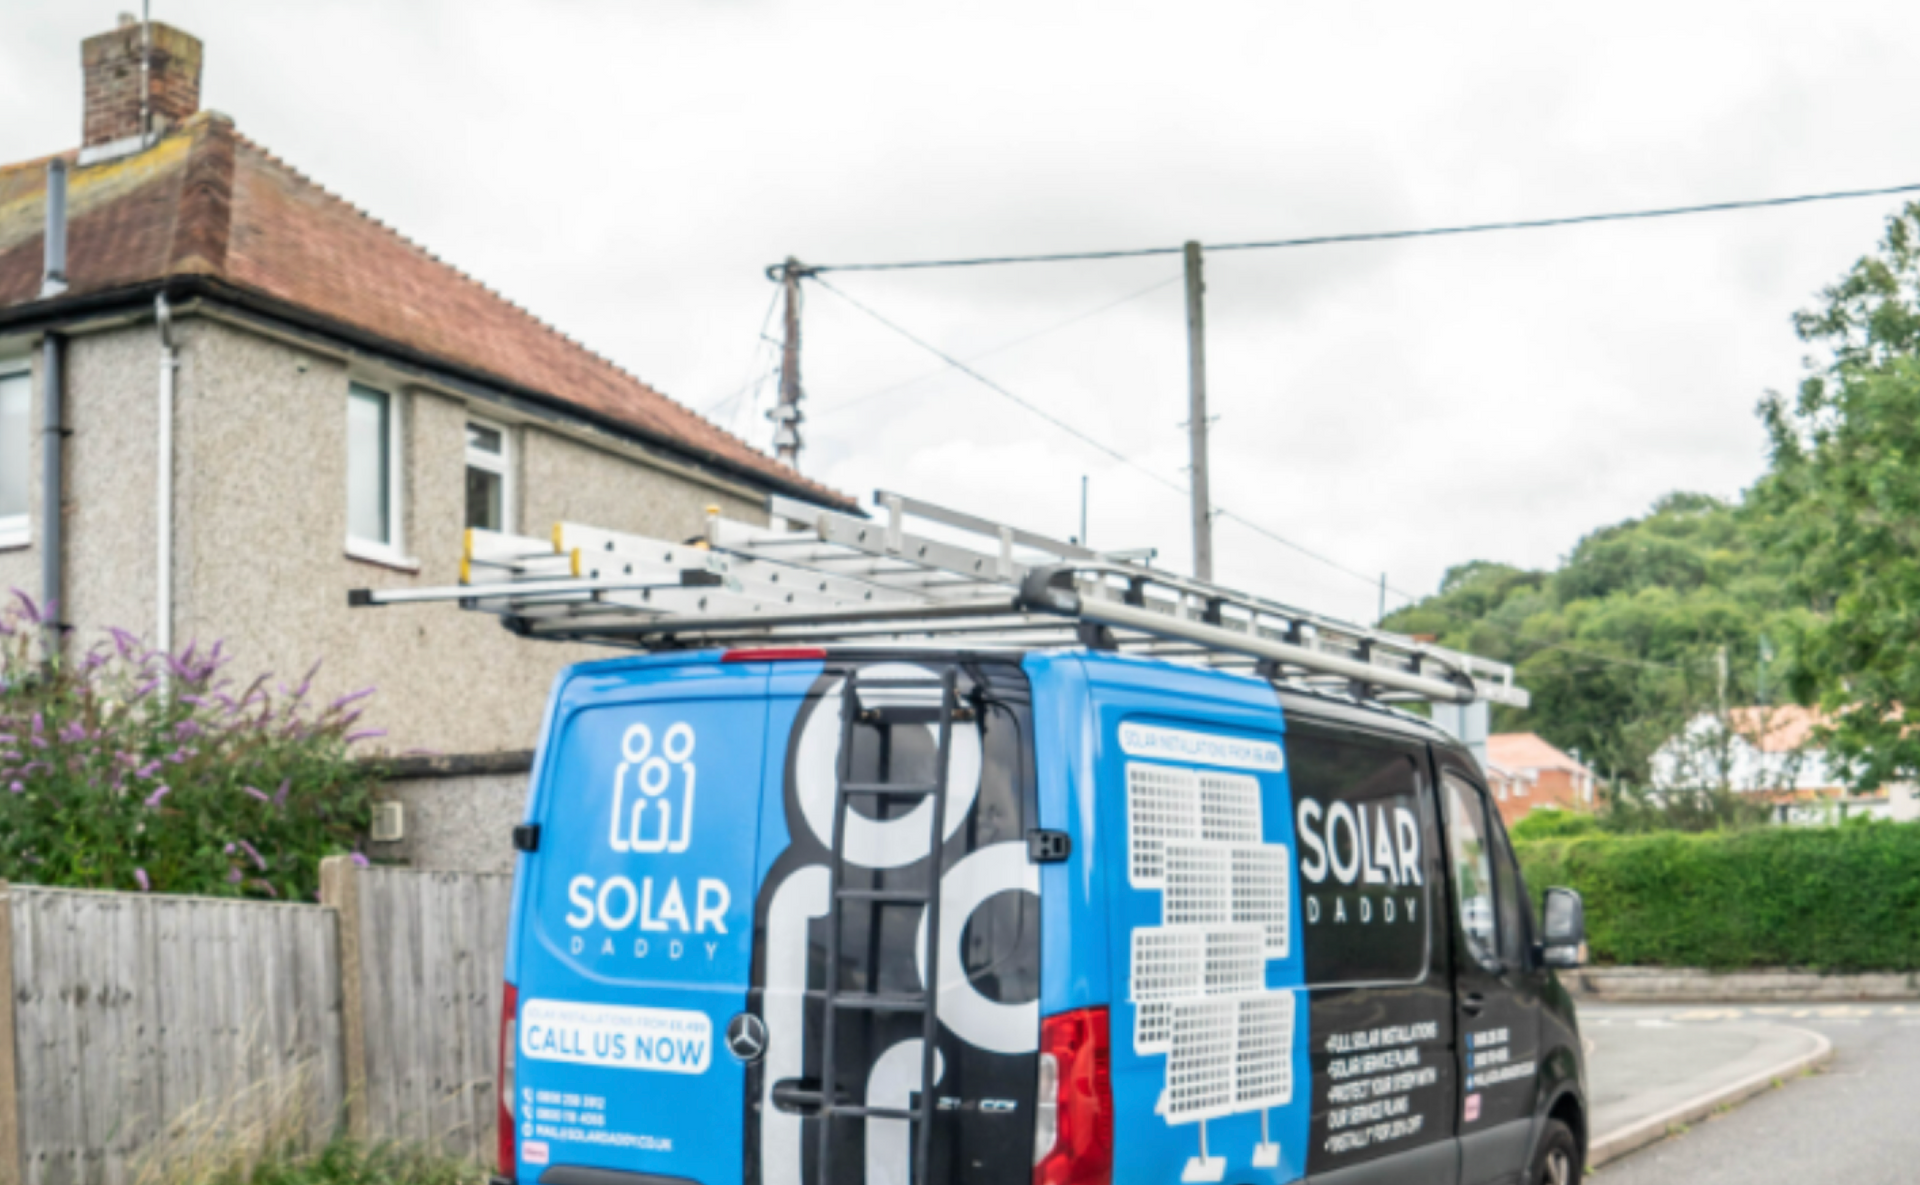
[[350, 490, 1528, 708]]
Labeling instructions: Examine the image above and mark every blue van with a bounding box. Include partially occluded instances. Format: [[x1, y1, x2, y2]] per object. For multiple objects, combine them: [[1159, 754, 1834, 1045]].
[[490, 646, 1590, 1185]]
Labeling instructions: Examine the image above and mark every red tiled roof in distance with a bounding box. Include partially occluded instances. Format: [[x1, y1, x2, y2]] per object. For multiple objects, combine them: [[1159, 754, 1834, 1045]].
[[1486, 732, 1592, 776], [0, 114, 851, 509], [1723, 705, 1825, 754]]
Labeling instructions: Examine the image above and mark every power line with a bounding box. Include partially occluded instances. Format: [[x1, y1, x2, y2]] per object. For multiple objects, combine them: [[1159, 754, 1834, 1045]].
[[797, 181, 1920, 275], [812, 275, 1157, 474], [700, 284, 785, 419], [808, 272, 1182, 421], [810, 275, 1421, 604]]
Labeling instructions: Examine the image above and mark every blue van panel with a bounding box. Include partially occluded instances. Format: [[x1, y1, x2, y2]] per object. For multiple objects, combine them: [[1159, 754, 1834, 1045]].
[[1023, 652, 1108, 1016], [1073, 653, 1313, 1185], [506, 651, 778, 1185]]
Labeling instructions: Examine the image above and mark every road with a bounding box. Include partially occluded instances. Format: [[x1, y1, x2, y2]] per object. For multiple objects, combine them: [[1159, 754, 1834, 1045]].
[[1583, 1002, 1920, 1184]]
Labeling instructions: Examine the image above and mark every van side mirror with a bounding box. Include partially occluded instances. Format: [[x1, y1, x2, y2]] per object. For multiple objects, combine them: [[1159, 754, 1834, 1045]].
[[1540, 887, 1586, 969]]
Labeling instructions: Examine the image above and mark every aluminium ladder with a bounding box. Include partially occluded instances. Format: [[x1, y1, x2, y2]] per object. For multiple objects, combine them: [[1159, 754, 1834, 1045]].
[[810, 667, 960, 1185], [351, 488, 1529, 710]]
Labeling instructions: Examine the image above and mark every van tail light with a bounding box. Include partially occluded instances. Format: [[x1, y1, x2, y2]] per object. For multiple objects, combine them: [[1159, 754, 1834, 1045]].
[[722, 647, 828, 663], [498, 982, 518, 1176], [1033, 1007, 1113, 1185]]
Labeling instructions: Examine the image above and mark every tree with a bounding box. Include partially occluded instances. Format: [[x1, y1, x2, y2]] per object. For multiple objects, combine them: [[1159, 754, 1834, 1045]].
[[1762, 202, 1920, 788], [1382, 495, 1802, 784]]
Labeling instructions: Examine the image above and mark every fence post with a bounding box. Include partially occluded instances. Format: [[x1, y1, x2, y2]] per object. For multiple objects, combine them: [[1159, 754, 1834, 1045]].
[[319, 857, 370, 1141], [0, 883, 17, 1185]]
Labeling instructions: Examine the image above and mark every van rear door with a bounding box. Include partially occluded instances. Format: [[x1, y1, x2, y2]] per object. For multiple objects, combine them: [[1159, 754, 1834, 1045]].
[[510, 655, 772, 1185], [752, 658, 1040, 1185]]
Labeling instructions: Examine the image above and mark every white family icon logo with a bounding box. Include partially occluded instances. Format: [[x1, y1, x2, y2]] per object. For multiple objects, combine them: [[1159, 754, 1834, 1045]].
[[567, 719, 730, 941], [609, 722, 696, 855]]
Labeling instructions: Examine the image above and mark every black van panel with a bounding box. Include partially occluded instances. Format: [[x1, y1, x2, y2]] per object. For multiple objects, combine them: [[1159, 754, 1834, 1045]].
[[746, 660, 1039, 1185]]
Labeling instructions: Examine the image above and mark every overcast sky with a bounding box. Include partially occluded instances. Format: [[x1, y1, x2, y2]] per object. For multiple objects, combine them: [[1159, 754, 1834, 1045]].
[[6, 1, 1916, 624]]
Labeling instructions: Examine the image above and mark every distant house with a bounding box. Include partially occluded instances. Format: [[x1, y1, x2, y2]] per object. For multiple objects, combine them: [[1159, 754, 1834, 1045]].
[[1484, 733, 1598, 825], [1648, 706, 1839, 799], [1648, 706, 1919, 823], [0, 18, 853, 869]]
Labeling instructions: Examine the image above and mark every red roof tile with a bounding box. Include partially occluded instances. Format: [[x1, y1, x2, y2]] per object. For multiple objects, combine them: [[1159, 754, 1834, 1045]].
[[0, 114, 851, 508], [1486, 732, 1590, 775]]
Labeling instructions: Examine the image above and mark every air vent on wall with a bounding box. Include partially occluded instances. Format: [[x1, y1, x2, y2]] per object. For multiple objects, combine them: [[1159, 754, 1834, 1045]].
[[371, 801, 405, 843]]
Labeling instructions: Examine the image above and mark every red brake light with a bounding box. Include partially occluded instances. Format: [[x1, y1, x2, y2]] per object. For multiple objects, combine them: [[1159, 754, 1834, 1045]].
[[498, 982, 518, 1175], [1034, 1007, 1113, 1185], [722, 648, 829, 663]]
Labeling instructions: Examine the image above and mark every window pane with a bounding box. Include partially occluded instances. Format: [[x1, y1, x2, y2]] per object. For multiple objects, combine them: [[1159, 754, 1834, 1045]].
[[347, 386, 391, 545], [1444, 773, 1499, 968], [466, 422, 503, 456], [466, 465, 503, 532], [0, 373, 27, 520], [1289, 728, 1431, 986], [1491, 818, 1528, 964]]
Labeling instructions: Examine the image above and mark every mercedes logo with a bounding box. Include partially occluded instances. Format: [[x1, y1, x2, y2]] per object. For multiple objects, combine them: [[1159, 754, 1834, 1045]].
[[726, 1012, 768, 1063]]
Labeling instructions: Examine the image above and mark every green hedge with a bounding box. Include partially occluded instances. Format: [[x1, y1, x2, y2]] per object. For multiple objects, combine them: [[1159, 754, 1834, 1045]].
[[1517, 822, 1920, 972]]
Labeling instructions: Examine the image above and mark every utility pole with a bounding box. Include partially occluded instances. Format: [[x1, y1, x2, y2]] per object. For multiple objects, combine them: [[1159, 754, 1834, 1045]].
[[1183, 241, 1213, 582], [1377, 573, 1387, 625], [771, 257, 806, 469], [1079, 475, 1089, 547]]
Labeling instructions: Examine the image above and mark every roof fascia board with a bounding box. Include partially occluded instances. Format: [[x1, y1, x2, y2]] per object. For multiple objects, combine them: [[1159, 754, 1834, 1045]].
[[0, 278, 856, 513]]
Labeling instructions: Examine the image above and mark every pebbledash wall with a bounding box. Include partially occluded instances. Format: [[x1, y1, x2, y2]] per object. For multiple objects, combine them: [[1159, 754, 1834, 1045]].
[[0, 311, 769, 870]]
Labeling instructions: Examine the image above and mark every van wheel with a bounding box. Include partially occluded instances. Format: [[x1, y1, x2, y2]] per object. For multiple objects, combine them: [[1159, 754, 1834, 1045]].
[[1530, 1119, 1581, 1185]]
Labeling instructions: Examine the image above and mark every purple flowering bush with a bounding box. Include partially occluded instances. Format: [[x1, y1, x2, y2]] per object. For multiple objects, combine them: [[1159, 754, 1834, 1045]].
[[0, 592, 383, 900]]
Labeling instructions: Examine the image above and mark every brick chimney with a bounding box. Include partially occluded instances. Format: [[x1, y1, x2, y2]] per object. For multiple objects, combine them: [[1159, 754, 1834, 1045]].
[[81, 15, 202, 150]]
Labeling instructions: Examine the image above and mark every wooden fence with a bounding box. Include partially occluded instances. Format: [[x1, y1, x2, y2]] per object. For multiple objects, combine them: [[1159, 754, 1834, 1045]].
[[0, 861, 512, 1185], [337, 867, 512, 1162]]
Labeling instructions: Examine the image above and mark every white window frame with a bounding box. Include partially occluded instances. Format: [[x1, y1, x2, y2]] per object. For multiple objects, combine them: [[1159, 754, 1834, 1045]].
[[345, 381, 414, 569], [463, 415, 514, 534], [0, 359, 30, 550]]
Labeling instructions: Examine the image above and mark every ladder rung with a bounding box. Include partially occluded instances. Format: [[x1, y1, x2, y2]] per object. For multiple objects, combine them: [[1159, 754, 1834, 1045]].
[[836, 888, 931, 904], [832, 993, 929, 1014], [841, 782, 937, 798], [829, 1104, 924, 1122], [848, 677, 951, 690], [856, 706, 953, 725]]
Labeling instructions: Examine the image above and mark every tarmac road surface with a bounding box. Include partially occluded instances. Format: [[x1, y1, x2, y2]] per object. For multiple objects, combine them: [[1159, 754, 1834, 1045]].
[[1582, 1002, 1920, 1184]]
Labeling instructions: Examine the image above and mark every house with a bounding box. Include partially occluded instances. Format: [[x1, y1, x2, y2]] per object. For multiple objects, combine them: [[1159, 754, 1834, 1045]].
[[1647, 706, 1841, 800], [1483, 733, 1598, 825], [1648, 705, 1920, 824], [0, 17, 853, 869]]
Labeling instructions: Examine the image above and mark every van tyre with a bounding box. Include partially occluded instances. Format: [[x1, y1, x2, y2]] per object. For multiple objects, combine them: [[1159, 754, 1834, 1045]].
[[1530, 1120, 1581, 1185]]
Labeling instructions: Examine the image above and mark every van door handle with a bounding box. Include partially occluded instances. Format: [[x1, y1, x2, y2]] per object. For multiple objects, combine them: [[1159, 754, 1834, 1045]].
[[772, 1079, 824, 1116], [1461, 991, 1487, 1016]]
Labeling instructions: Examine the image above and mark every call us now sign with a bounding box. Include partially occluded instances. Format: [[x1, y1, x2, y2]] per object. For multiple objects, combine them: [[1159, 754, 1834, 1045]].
[[520, 998, 712, 1074]]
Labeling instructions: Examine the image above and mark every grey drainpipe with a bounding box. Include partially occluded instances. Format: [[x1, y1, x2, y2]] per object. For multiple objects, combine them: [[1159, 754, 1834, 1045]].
[[40, 160, 68, 650], [156, 295, 175, 656]]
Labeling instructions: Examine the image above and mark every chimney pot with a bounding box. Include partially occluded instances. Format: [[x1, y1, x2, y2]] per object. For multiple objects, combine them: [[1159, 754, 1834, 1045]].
[[80, 20, 202, 150]]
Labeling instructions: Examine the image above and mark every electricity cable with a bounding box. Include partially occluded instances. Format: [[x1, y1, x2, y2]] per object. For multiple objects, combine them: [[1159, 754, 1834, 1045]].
[[701, 284, 785, 417], [808, 272, 1182, 421], [811, 274, 1422, 604], [790, 181, 1920, 275]]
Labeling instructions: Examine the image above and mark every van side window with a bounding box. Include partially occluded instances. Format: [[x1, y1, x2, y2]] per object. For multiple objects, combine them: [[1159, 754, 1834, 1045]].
[[1442, 772, 1500, 969], [1490, 809, 1531, 966], [1287, 728, 1432, 986]]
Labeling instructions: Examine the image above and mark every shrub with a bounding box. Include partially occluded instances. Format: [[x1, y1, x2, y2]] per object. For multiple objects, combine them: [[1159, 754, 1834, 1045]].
[[0, 592, 384, 900], [1509, 810, 1602, 842], [1518, 820, 1920, 972]]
